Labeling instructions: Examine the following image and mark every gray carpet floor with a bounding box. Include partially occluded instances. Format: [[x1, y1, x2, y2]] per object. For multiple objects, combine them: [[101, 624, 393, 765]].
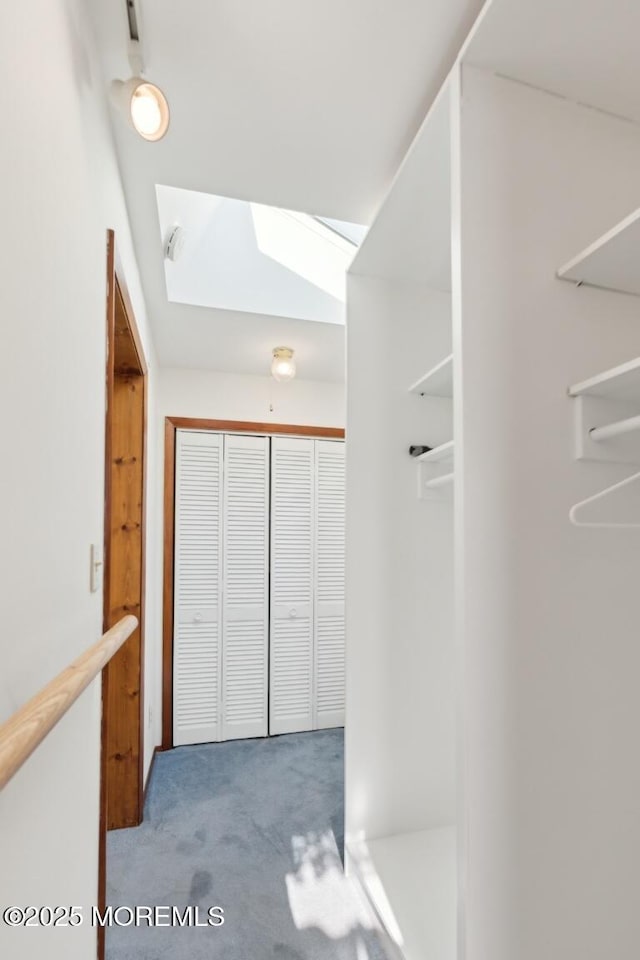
[[107, 729, 388, 960]]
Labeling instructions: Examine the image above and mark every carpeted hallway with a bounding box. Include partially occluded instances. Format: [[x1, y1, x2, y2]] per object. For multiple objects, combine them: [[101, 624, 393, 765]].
[[106, 728, 388, 960]]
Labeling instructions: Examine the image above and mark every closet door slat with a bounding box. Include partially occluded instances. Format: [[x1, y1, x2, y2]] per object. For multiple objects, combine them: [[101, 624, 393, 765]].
[[173, 431, 223, 746], [314, 440, 346, 729], [222, 434, 269, 740], [270, 437, 315, 734]]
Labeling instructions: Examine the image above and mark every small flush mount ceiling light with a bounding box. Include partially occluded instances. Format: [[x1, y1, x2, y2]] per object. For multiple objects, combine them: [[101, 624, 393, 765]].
[[112, 77, 170, 142], [271, 347, 296, 382]]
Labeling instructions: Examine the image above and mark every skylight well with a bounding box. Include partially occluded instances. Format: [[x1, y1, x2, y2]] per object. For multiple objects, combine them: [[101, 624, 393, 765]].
[[250, 204, 356, 302], [156, 185, 367, 325]]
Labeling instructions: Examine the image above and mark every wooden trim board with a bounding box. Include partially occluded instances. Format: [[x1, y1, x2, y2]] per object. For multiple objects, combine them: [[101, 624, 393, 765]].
[[105, 373, 145, 826], [99, 230, 148, 960], [167, 417, 344, 438]]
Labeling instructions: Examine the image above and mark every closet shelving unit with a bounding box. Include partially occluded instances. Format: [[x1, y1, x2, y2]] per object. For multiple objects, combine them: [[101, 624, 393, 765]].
[[453, 0, 640, 947], [345, 76, 457, 960], [409, 360, 454, 498], [416, 440, 454, 463], [344, 0, 640, 956], [569, 355, 640, 401], [561, 212, 640, 524], [569, 357, 640, 465], [408, 353, 453, 398], [424, 471, 454, 489], [557, 206, 640, 295], [347, 5, 640, 952], [568, 356, 640, 521], [416, 440, 454, 499]]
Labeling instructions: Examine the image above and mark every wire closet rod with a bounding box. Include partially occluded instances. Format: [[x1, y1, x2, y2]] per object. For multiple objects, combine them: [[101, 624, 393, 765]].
[[590, 413, 640, 442]]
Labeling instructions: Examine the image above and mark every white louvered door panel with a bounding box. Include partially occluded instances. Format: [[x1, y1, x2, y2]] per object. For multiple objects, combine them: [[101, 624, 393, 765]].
[[270, 437, 315, 735], [314, 440, 346, 729], [173, 431, 223, 746], [222, 434, 269, 741]]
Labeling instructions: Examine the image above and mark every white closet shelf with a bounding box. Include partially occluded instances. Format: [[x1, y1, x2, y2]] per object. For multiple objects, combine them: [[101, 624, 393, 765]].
[[416, 440, 454, 464], [558, 207, 640, 296], [569, 355, 640, 401], [408, 354, 453, 398], [424, 471, 454, 490], [349, 826, 456, 960]]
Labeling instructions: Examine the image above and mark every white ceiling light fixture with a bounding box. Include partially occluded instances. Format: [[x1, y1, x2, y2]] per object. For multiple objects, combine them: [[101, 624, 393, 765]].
[[111, 1, 170, 142], [271, 347, 296, 382], [112, 78, 170, 141]]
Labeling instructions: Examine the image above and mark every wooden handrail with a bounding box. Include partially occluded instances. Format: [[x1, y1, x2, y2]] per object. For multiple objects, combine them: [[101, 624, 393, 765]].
[[0, 614, 138, 791]]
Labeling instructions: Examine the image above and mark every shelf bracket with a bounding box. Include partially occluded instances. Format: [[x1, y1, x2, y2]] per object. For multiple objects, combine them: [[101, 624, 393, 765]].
[[573, 394, 640, 464]]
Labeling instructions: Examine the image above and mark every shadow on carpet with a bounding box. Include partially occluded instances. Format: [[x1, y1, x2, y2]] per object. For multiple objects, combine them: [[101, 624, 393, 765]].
[[107, 728, 388, 960]]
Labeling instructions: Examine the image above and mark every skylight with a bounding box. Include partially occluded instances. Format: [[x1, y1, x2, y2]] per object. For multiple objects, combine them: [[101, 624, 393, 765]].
[[315, 217, 369, 247], [250, 204, 356, 302], [155, 185, 367, 325]]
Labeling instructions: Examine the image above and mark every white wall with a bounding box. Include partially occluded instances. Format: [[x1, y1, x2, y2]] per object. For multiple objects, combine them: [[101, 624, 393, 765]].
[[345, 278, 455, 843], [0, 3, 158, 957], [160, 367, 345, 427], [457, 66, 640, 960], [153, 366, 345, 752]]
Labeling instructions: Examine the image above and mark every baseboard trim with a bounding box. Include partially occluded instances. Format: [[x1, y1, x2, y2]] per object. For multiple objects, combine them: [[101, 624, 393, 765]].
[[142, 745, 160, 812], [346, 841, 405, 960]]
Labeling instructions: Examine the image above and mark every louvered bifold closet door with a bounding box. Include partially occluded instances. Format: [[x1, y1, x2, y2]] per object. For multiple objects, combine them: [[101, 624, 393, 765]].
[[173, 431, 223, 746], [270, 437, 315, 735], [222, 435, 269, 741], [314, 440, 346, 729]]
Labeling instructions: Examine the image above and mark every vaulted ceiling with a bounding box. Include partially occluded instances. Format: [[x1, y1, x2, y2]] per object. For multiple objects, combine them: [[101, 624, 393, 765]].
[[91, 0, 485, 380]]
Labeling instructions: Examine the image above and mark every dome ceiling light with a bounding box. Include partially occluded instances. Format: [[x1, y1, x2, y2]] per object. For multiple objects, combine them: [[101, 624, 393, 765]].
[[271, 347, 297, 382]]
